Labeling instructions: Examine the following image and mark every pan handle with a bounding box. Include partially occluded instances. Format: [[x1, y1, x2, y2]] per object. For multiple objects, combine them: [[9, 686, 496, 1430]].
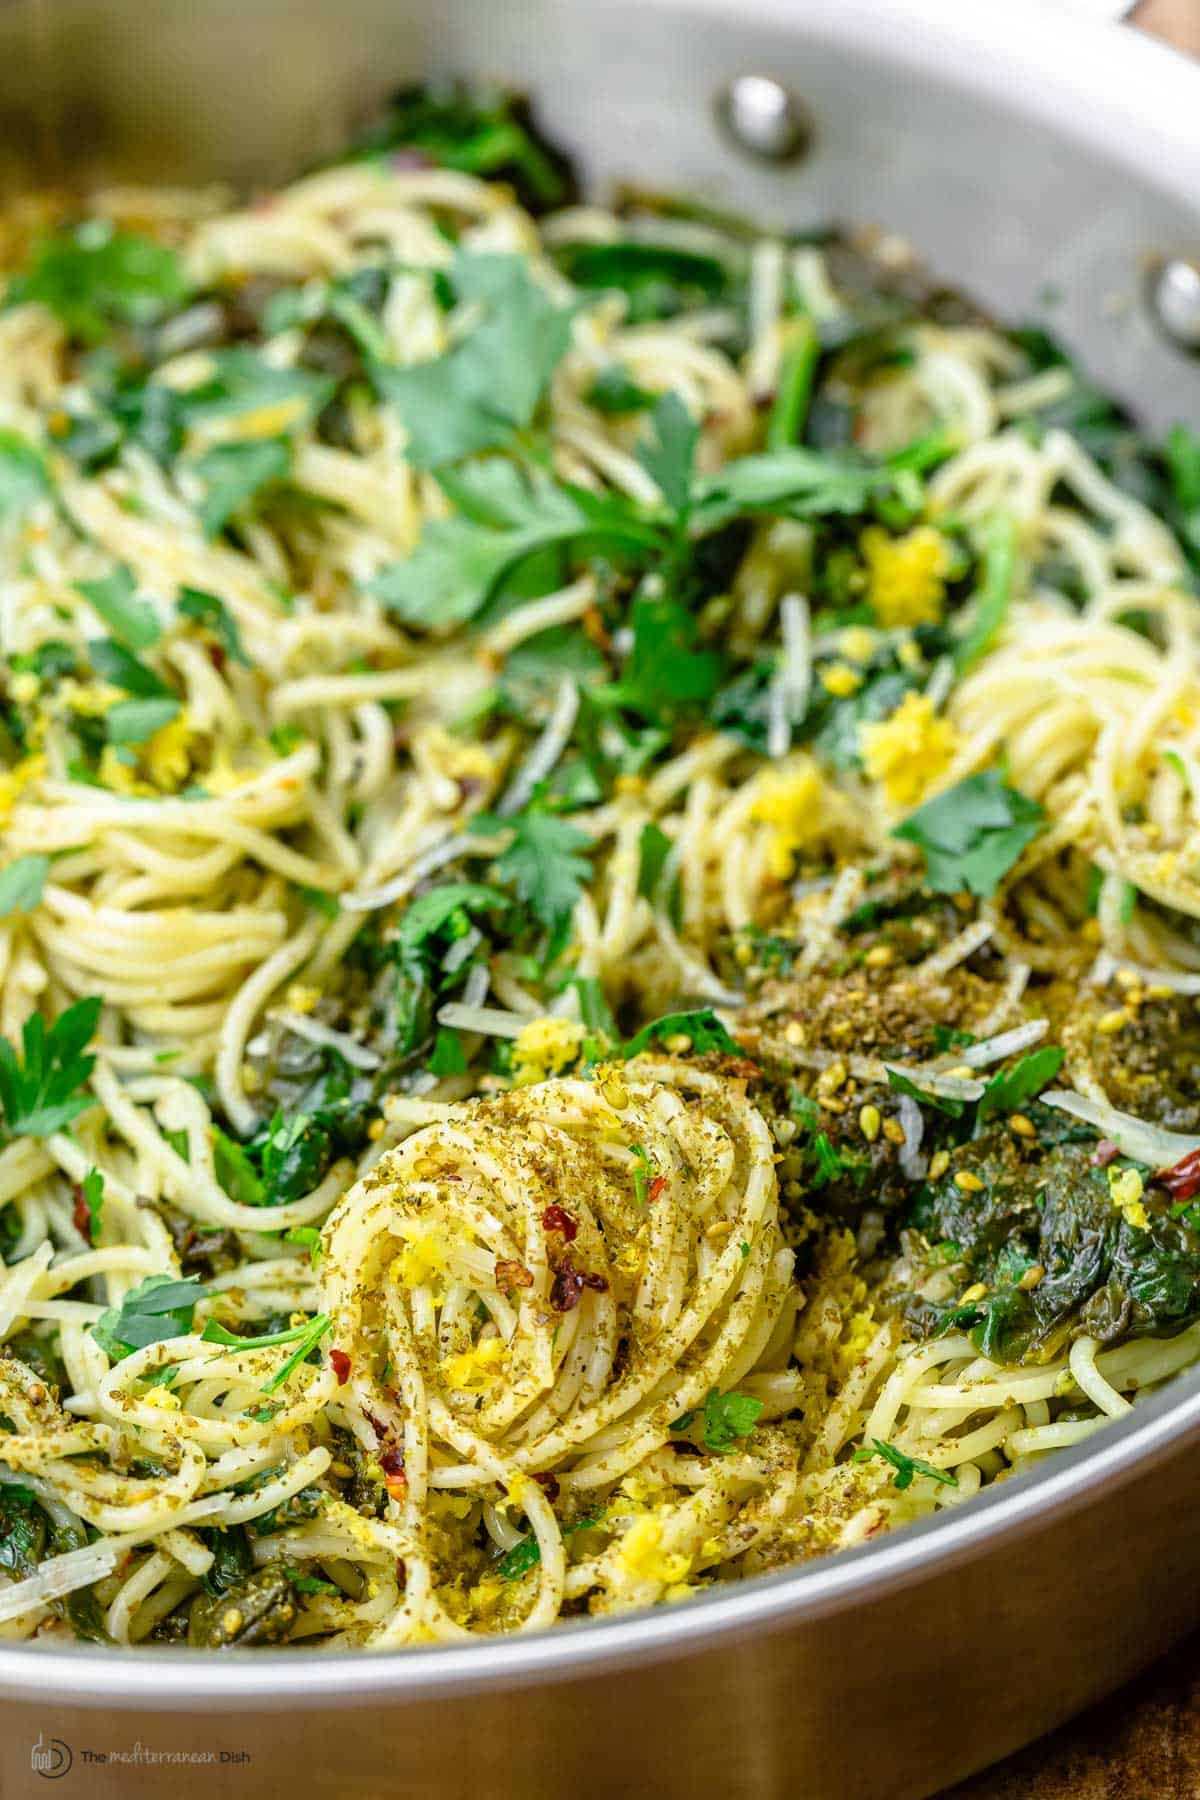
[[1058, 0, 1198, 48]]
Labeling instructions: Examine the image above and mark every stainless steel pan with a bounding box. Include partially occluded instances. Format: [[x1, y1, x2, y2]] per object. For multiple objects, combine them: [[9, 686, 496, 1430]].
[[3, 4, 1200, 1795]]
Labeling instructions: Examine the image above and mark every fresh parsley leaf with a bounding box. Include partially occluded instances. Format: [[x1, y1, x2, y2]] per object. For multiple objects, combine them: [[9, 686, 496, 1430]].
[[976, 1046, 1065, 1122], [674, 1387, 764, 1452], [7, 225, 190, 342], [636, 821, 673, 900], [373, 253, 573, 467], [886, 1067, 967, 1119], [852, 1437, 957, 1492], [104, 696, 180, 744], [622, 1007, 741, 1060], [0, 997, 101, 1141], [893, 769, 1045, 898], [586, 363, 656, 415], [0, 430, 49, 525], [428, 1026, 467, 1076], [614, 590, 723, 714], [636, 391, 697, 514], [92, 1274, 208, 1361], [192, 438, 292, 539], [496, 1509, 603, 1580], [177, 587, 249, 665], [201, 1314, 324, 1352], [173, 348, 332, 430], [88, 637, 172, 698], [693, 448, 894, 533], [0, 854, 49, 918], [80, 1168, 104, 1245], [75, 565, 162, 650], [631, 1143, 652, 1208], [372, 459, 659, 631], [955, 512, 1016, 672], [397, 882, 510, 966], [213, 1126, 266, 1206], [485, 809, 592, 933], [261, 1313, 332, 1394], [553, 239, 730, 322]]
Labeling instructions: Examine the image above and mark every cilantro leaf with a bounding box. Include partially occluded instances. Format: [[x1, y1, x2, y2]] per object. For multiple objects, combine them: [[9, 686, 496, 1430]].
[[373, 253, 574, 467], [428, 1026, 467, 1075], [92, 1274, 208, 1361], [954, 512, 1017, 672], [7, 225, 190, 342], [622, 1008, 741, 1060], [75, 565, 162, 650], [192, 438, 292, 539], [886, 1067, 967, 1119], [893, 769, 1045, 897], [487, 809, 592, 933], [0, 431, 49, 525], [852, 1437, 957, 1492], [0, 854, 49, 918], [178, 587, 249, 665], [636, 391, 698, 514], [0, 996, 101, 1141], [976, 1046, 1065, 1122], [104, 696, 181, 745]]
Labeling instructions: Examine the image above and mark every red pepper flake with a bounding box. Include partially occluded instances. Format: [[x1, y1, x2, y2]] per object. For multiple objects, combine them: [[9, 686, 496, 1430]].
[[384, 1474, 407, 1503], [549, 1256, 608, 1313], [542, 1204, 578, 1243], [533, 1471, 560, 1501], [1091, 1139, 1120, 1169], [379, 1443, 406, 1477], [71, 1185, 90, 1241], [206, 641, 227, 674], [494, 1257, 534, 1294], [329, 1348, 351, 1386], [647, 1174, 667, 1204], [364, 1407, 389, 1442], [1160, 1145, 1200, 1200]]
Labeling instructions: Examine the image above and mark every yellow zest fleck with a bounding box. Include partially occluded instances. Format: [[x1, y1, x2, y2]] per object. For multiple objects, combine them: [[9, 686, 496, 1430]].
[[0, 753, 46, 825], [750, 757, 824, 880], [837, 625, 878, 665], [10, 671, 39, 706], [285, 984, 321, 1015], [864, 944, 893, 968], [510, 1016, 586, 1087], [441, 1335, 507, 1391], [143, 710, 193, 791], [861, 524, 950, 628], [860, 692, 959, 811], [1109, 1165, 1148, 1230], [98, 746, 154, 796], [367, 1117, 385, 1142], [618, 1514, 690, 1586], [954, 1170, 985, 1193], [819, 660, 863, 699], [394, 1230, 449, 1290]]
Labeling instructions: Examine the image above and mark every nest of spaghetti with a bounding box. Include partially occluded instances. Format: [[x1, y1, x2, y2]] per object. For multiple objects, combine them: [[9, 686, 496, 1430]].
[[318, 1058, 826, 1638]]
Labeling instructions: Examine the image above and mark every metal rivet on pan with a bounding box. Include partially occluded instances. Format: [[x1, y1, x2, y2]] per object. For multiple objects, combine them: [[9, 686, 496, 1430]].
[[716, 75, 813, 163], [1150, 258, 1200, 350]]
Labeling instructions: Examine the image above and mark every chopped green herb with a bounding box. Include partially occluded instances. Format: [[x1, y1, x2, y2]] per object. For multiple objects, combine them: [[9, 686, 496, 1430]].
[[0, 997, 102, 1142], [622, 1008, 741, 1060], [852, 1437, 957, 1491], [92, 1274, 208, 1361], [976, 1046, 1065, 1123], [178, 587, 250, 665], [0, 854, 49, 918], [75, 565, 162, 650], [893, 768, 1045, 898]]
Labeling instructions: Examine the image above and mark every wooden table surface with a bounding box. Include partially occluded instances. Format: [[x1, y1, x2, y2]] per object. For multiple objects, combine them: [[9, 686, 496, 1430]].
[[944, 6, 1200, 1788]]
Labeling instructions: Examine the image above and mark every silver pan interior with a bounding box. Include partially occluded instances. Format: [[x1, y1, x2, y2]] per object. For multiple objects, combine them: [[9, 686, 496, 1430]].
[[2, 3, 1200, 1795]]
